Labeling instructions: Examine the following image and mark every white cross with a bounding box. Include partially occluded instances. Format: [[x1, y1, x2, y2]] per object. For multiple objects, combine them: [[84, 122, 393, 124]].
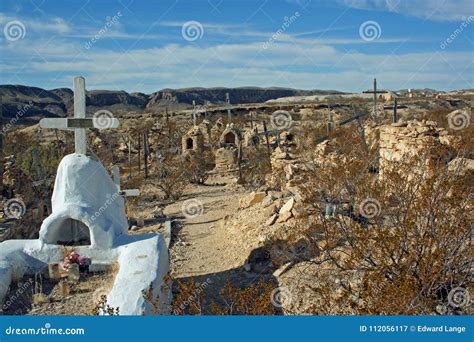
[[113, 166, 140, 197], [39, 76, 120, 155]]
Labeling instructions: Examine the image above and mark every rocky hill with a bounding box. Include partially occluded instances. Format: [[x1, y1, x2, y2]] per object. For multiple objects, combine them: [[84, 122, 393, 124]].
[[0, 84, 343, 124], [146, 87, 341, 109]]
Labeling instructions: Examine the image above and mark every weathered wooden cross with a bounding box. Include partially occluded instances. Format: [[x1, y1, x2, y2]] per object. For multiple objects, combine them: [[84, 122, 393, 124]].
[[225, 92, 232, 121], [363, 78, 387, 117], [112, 166, 140, 197], [39, 76, 120, 155], [326, 104, 334, 134]]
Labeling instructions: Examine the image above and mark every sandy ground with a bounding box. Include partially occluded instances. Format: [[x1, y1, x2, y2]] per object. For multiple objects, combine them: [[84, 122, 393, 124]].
[[165, 176, 244, 276], [2, 270, 116, 316], [154, 175, 275, 313]]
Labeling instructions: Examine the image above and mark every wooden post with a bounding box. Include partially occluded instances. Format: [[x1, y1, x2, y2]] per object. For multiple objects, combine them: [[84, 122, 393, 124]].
[[373, 78, 377, 117], [138, 133, 141, 175], [327, 121, 333, 135], [238, 140, 243, 182], [327, 106, 333, 135], [226, 93, 231, 122], [263, 121, 271, 156], [144, 131, 149, 179], [128, 135, 132, 179], [250, 111, 254, 129], [393, 98, 398, 123]]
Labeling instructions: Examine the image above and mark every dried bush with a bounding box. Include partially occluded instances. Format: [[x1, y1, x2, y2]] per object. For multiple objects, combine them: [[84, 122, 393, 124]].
[[153, 155, 188, 200], [240, 146, 272, 190], [289, 126, 473, 315], [182, 151, 214, 185], [169, 278, 276, 315]]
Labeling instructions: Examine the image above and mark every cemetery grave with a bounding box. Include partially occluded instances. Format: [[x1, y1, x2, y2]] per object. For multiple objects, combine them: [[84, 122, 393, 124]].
[[0, 77, 170, 316], [0, 75, 471, 316]]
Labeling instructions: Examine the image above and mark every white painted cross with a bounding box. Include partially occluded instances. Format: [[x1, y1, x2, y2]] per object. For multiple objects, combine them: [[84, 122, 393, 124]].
[[39, 76, 120, 155], [113, 166, 140, 197]]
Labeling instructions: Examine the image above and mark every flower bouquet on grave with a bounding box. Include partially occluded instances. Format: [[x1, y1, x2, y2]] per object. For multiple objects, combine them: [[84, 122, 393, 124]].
[[62, 251, 91, 273]]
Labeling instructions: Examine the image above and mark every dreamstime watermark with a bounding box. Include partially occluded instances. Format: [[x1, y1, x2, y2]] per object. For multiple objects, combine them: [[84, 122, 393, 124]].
[[270, 110, 293, 130], [447, 287, 470, 308], [93, 109, 116, 129], [4, 323, 85, 336], [181, 198, 204, 219], [440, 16, 474, 50], [172, 109, 208, 141], [4, 198, 26, 219], [1, 101, 33, 135], [84, 11, 123, 50], [263, 12, 300, 49], [359, 198, 381, 219], [359, 20, 382, 42], [447, 109, 471, 130], [173, 277, 212, 315], [86, 192, 121, 225], [270, 286, 292, 308], [181, 21, 204, 42], [2, 278, 33, 311], [3, 20, 26, 41]]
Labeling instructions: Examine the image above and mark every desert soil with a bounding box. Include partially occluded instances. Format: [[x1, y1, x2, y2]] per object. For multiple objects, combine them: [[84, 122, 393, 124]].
[[160, 175, 272, 312], [3, 270, 116, 316]]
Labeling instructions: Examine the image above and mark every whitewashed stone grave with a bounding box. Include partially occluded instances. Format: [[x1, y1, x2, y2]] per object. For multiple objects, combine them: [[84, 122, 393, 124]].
[[0, 77, 170, 315]]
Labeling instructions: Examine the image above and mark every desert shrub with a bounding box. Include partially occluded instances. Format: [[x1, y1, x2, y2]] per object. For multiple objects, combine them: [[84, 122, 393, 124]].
[[291, 130, 472, 315], [169, 278, 276, 315], [240, 146, 272, 190], [16, 146, 62, 183], [182, 151, 214, 185], [153, 155, 188, 200], [209, 280, 276, 315]]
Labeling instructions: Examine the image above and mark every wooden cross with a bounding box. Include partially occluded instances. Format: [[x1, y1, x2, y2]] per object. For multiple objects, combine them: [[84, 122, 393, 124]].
[[393, 98, 398, 123], [226, 92, 232, 121], [112, 166, 140, 197], [363, 78, 387, 117], [326, 105, 334, 134], [39, 77, 120, 155], [192, 109, 197, 127]]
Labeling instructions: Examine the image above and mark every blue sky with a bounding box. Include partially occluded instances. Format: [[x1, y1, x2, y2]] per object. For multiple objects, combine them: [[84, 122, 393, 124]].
[[0, 0, 473, 93]]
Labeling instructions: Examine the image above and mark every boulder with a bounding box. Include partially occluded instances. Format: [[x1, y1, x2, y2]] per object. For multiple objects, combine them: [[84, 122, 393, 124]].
[[239, 191, 266, 209], [266, 214, 278, 226], [279, 197, 295, 215], [263, 204, 277, 217], [448, 157, 474, 175], [261, 194, 275, 208], [277, 211, 293, 223]]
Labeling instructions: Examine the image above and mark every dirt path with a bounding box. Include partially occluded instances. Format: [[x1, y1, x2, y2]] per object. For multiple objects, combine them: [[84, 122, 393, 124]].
[[165, 176, 274, 313], [165, 176, 244, 277]]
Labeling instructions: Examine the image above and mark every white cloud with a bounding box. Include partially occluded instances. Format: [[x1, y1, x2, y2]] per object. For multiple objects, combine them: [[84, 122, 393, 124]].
[[1, 34, 472, 92], [340, 0, 474, 21], [0, 13, 71, 34]]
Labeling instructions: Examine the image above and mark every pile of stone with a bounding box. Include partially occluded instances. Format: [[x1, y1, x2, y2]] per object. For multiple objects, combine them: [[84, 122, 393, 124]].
[[268, 131, 305, 189], [379, 119, 458, 178]]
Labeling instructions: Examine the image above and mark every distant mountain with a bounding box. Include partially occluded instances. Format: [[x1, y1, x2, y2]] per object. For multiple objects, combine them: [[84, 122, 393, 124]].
[[146, 87, 343, 109], [0, 84, 345, 124], [0, 85, 68, 124]]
